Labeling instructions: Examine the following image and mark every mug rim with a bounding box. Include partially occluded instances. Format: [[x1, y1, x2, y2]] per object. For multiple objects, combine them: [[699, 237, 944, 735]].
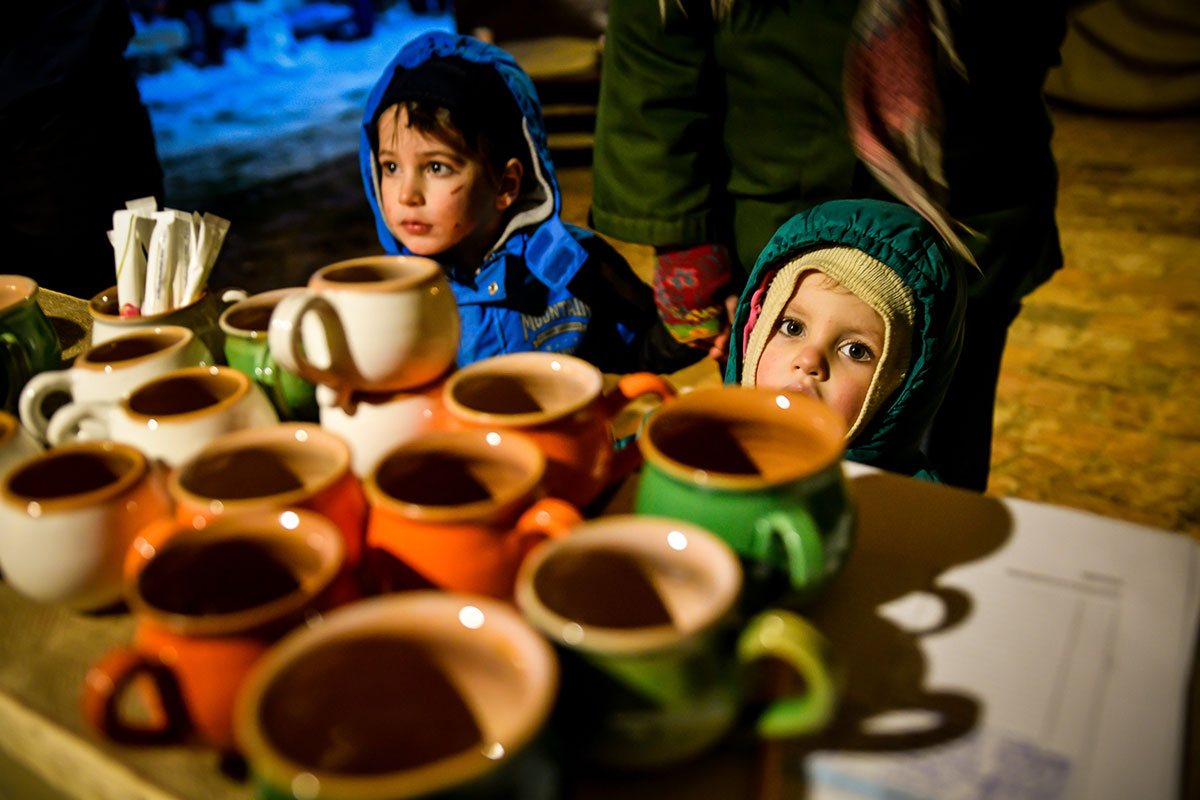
[[0, 410, 17, 446], [443, 351, 603, 427], [170, 422, 352, 510], [514, 515, 742, 655], [637, 386, 846, 490], [364, 429, 546, 522], [122, 365, 251, 422], [88, 285, 208, 322], [309, 255, 442, 294], [233, 591, 558, 800], [219, 287, 304, 337], [1, 440, 147, 513], [76, 325, 195, 371], [124, 507, 345, 636], [0, 274, 38, 312]]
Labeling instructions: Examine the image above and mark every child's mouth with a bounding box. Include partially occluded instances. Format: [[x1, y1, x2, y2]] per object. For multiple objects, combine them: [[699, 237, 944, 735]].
[[401, 221, 432, 234]]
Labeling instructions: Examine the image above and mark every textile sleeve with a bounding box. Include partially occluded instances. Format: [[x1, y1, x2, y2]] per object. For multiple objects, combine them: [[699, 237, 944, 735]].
[[590, 0, 723, 248]]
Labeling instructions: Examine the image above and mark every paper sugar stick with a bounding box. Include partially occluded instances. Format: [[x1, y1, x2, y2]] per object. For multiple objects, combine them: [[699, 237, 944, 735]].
[[143, 210, 189, 314], [183, 212, 231, 305], [125, 196, 158, 214], [111, 209, 154, 316]]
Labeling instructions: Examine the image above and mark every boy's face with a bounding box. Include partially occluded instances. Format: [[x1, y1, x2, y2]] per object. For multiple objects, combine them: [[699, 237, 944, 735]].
[[755, 270, 885, 429], [376, 105, 519, 263]]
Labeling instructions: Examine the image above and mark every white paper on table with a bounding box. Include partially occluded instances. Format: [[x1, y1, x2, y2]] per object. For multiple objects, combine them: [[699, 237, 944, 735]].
[[802, 468, 1200, 800]]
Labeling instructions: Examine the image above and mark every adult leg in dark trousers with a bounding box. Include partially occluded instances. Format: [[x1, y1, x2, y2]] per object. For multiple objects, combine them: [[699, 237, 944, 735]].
[[1, 49, 164, 301]]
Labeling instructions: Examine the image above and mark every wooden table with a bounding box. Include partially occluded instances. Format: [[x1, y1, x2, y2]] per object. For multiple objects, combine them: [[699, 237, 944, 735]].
[[2, 464, 1196, 800]]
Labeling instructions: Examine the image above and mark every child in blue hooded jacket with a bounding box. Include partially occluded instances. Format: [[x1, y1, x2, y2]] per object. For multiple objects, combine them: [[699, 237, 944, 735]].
[[360, 32, 698, 374], [725, 199, 966, 481]]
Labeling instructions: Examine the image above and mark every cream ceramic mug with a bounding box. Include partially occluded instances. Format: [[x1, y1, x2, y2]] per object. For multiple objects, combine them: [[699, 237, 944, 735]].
[[19, 325, 213, 442], [268, 256, 459, 409], [45, 365, 279, 467], [0, 410, 42, 480]]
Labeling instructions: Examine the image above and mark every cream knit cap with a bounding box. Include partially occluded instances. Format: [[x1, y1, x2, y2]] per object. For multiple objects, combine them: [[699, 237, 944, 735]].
[[741, 246, 916, 440]]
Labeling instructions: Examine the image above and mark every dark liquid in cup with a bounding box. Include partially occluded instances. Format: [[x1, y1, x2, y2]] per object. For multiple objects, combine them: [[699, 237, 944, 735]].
[[180, 447, 308, 499], [375, 452, 498, 506], [225, 304, 274, 332], [8, 451, 131, 498], [325, 265, 395, 283], [535, 548, 674, 628], [138, 538, 301, 615], [259, 636, 483, 774], [452, 375, 545, 415], [129, 374, 237, 416], [85, 332, 177, 364]]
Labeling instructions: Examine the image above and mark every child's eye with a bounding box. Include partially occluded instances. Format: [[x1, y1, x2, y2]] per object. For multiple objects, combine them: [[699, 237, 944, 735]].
[[427, 161, 454, 176], [840, 341, 874, 362], [778, 318, 804, 337], [379, 160, 397, 175]]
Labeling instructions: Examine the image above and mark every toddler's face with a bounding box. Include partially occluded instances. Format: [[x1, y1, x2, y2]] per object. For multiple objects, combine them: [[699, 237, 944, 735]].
[[755, 271, 884, 429], [376, 105, 512, 263]]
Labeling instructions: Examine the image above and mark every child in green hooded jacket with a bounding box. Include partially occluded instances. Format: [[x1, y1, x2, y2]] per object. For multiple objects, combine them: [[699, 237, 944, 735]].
[[725, 199, 966, 481]]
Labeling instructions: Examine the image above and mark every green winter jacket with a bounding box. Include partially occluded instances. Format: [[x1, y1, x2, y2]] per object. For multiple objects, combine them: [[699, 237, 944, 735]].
[[723, 200, 966, 480]]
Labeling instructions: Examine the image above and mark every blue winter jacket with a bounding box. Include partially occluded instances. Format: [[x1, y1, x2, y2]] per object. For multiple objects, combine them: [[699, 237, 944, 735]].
[[361, 32, 695, 374]]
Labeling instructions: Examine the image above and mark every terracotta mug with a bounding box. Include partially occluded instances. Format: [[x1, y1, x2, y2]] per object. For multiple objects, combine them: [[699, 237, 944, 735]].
[[441, 352, 676, 508], [81, 508, 345, 750], [634, 386, 856, 606], [0, 441, 171, 610], [19, 325, 213, 442], [364, 429, 582, 599], [268, 256, 459, 409], [169, 422, 368, 573], [0, 275, 62, 413], [45, 365, 279, 467], [515, 515, 842, 769], [235, 592, 559, 800]]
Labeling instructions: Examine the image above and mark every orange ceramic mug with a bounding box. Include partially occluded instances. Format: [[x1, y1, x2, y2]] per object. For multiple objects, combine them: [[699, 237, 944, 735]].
[[169, 422, 368, 571], [364, 428, 581, 599], [441, 352, 676, 508], [81, 508, 345, 751]]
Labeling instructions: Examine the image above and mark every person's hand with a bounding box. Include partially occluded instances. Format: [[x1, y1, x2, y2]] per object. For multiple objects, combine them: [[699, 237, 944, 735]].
[[705, 294, 740, 372]]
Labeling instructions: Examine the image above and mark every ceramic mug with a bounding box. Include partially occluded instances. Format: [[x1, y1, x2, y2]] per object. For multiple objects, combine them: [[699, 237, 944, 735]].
[[80, 508, 346, 750], [316, 380, 445, 479], [45, 365, 279, 467], [515, 515, 841, 769], [0, 441, 171, 610], [268, 256, 459, 408], [169, 423, 368, 573], [364, 429, 582, 599], [441, 352, 676, 508], [88, 284, 247, 361], [220, 288, 319, 421], [0, 409, 42, 480], [234, 592, 559, 800], [0, 275, 62, 413], [18, 325, 213, 442], [634, 386, 856, 605]]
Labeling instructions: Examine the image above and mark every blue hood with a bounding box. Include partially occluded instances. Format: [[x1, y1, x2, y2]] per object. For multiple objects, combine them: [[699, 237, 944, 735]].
[[360, 32, 570, 268], [724, 200, 967, 479]]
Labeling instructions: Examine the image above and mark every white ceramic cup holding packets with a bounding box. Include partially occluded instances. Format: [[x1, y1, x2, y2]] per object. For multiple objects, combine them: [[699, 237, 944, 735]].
[[268, 256, 459, 410], [19, 325, 213, 443], [88, 285, 247, 362], [44, 365, 278, 467]]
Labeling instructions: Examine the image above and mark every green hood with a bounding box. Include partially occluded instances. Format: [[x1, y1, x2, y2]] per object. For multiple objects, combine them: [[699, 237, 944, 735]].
[[724, 200, 966, 480]]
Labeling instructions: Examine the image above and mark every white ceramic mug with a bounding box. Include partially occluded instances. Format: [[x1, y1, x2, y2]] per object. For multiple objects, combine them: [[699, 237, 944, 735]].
[[0, 441, 172, 610], [268, 256, 459, 408], [45, 365, 279, 467], [19, 325, 213, 442], [88, 285, 247, 359], [0, 410, 41, 480]]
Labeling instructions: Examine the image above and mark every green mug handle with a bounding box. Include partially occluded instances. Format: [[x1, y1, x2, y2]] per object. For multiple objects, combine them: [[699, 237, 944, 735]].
[[749, 510, 824, 593], [0, 331, 33, 412], [737, 610, 840, 737]]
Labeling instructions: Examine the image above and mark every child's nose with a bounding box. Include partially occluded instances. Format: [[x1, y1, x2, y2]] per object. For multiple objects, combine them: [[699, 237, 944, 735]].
[[396, 175, 422, 205], [795, 346, 829, 380]]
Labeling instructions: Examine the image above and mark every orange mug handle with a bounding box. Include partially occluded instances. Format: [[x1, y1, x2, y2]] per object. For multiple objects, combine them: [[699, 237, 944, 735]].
[[603, 372, 677, 482], [81, 647, 190, 745], [511, 497, 583, 560]]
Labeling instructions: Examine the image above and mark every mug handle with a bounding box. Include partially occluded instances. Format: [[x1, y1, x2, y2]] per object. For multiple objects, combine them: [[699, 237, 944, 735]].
[[45, 400, 112, 447], [81, 647, 190, 745], [510, 497, 582, 559], [602, 372, 678, 483], [267, 292, 353, 402], [17, 369, 71, 441], [750, 510, 825, 595], [0, 331, 33, 412], [737, 610, 841, 737]]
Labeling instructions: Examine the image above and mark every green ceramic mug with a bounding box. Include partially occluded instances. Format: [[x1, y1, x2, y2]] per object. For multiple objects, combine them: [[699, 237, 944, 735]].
[[634, 386, 855, 606], [0, 275, 62, 413], [515, 515, 840, 769], [220, 288, 319, 421]]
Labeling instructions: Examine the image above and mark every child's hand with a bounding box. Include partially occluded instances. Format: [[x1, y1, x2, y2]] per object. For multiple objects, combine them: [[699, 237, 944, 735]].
[[705, 294, 740, 372]]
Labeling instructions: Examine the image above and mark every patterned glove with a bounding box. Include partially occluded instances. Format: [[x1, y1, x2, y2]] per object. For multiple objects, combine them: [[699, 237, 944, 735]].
[[653, 243, 737, 344]]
